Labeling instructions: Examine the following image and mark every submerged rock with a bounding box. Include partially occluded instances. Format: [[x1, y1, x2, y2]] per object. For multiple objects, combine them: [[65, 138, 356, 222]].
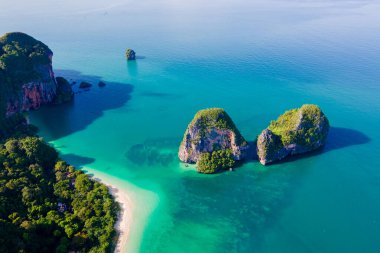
[[125, 49, 136, 60], [98, 81, 106, 87], [257, 104, 330, 165], [126, 143, 174, 166], [54, 77, 73, 104], [178, 108, 249, 173], [79, 81, 92, 89]]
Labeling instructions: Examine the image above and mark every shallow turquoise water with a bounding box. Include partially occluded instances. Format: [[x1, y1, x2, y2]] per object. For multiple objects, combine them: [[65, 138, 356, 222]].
[[2, 0, 380, 252]]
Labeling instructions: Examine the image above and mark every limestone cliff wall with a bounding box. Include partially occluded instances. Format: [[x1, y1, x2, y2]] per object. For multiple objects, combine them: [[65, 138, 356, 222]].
[[6, 54, 57, 116]]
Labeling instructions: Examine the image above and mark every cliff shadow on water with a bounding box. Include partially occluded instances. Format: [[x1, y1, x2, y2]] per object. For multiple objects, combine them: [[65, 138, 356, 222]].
[[122, 126, 371, 170], [59, 153, 96, 168], [324, 126, 370, 151], [125, 137, 181, 168], [29, 69, 133, 141]]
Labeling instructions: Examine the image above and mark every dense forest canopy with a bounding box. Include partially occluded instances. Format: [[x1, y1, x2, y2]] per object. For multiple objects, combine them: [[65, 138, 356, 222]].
[[0, 32, 52, 84], [0, 136, 119, 253]]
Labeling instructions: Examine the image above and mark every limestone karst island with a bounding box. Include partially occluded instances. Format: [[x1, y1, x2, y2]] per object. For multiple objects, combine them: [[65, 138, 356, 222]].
[[178, 106, 330, 173], [1, 1, 379, 253]]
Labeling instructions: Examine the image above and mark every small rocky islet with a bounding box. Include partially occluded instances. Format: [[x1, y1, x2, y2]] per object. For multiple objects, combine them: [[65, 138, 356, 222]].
[[54, 76, 74, 104], [257, 104, 330, 165], [78, 81, 92, 89], [178, 108, 249, 173], [179, 105, 330, 173], [125, 48, 136, 60]]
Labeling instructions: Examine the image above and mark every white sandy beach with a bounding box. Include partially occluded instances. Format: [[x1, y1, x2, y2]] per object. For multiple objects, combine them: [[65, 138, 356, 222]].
[[93, 177, 132, 253], [80, 167, 158, 253], [109, 185, 131, 253]]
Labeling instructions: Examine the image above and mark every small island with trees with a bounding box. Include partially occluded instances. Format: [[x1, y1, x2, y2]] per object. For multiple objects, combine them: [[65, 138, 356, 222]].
[[178, 108, 249, 173], [257, 104, 330, 165]]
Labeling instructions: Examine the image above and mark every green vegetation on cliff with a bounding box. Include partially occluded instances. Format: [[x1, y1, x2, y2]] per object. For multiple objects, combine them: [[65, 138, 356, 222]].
[[0, 71, 7, 119], [0, 32, 51, 86], [197, 149, 235, 174], [0, 132, 119, 252], [0, 32, 54, 120], [187, 108, 247, 146], [257, 104, 330, 165], [0, 113, 38, 141], [178, 107, 249, 170], [268, 104, 329, 147], [0, 32, 74, 125]]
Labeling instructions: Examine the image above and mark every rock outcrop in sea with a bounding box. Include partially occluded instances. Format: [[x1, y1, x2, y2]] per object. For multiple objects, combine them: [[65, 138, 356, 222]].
[[54, 77, 74, 104], [98, 81, 106, 87], [0, 32, 72, 117], [179, 108, 249, 173], [79, 81, 92, 89], [125, 49, 136, 60], [257, 104, 330, 165]]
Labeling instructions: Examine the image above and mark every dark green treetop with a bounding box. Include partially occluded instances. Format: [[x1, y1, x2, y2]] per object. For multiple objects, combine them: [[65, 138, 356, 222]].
[[268, 104, 329, 148]]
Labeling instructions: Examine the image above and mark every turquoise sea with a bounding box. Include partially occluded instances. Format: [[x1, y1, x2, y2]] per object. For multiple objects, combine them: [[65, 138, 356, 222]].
[[2, 0, 380, 252]]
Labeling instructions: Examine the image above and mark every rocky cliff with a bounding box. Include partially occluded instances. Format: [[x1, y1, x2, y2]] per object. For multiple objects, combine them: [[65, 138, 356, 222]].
[[178, 108, 249, 168], [0, 32, 70, 117], [257, 104, 330, 165]]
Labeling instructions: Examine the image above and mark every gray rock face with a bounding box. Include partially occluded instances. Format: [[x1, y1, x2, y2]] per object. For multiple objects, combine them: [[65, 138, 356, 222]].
[[257, 104, 330, 165], [178, 108, 249, 163], [5, 55, 57, 115]]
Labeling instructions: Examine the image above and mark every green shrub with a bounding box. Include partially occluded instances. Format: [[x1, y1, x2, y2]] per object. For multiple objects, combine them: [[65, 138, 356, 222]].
[[268, 104, 329, 147], [197, 149, 235, 174]]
